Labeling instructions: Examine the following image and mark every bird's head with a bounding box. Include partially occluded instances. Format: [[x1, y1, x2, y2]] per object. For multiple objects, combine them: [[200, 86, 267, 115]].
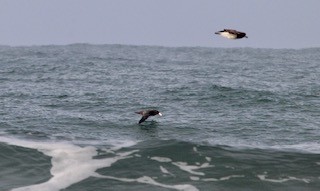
[[153, 110, 162, 116]]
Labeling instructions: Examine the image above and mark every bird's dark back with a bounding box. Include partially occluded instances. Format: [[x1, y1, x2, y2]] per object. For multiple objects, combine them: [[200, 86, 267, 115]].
[[148, 110, 159, 116]]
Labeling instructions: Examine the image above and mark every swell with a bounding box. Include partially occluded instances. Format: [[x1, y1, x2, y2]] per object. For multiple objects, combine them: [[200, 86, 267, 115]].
[[1, 137, 320, 191], [0, 142, 52, 191]]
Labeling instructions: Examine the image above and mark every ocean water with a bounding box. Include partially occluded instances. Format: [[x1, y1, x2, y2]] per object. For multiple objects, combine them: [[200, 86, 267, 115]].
[[0, 44, 319, 191]]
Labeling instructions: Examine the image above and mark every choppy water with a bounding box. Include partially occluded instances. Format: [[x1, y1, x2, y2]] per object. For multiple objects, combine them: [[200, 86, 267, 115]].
[[0, 44, 320, 191]]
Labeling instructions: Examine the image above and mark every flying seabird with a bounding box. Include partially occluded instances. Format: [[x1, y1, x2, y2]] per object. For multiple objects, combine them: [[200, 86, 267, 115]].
[[135, 110, 162, 124], [215, 29, 248, 39]]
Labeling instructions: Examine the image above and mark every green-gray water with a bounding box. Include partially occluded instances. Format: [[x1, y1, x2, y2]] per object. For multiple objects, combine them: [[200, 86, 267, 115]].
[[1, 44, 319, 191]]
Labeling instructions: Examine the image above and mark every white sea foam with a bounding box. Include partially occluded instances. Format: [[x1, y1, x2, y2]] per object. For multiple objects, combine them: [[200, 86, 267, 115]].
[[150, 156, 214, 176], [172, 161, 214, 176], [257, 174, 310, 183], [160, 166, 170, 174], [109, 139, 140, 150], [202, 175, 245, 182], [159, 165, 176, 177], [0, 136, 138, 191], [193, 146, 198, 152], [150, 156, 172, 162], [190, 176, 200, 181], [190, 175, 244, 182], [205, 157, 211, 162], [172, 161, 205, 176], [95, 174, 199, 191]]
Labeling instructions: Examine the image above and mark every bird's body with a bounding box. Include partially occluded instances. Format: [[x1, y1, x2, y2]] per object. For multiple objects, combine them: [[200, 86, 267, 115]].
[[135, 110, 162, 124], [215, 29, 248, 39]]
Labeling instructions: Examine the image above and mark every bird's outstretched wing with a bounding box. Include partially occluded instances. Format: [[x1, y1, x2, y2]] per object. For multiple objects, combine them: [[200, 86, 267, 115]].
[[225, 29, 239, 35], [139, 115, 149, 124]]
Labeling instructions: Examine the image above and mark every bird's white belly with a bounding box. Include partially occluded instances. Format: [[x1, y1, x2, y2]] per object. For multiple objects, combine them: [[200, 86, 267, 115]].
[[220, 32, 237, 39]]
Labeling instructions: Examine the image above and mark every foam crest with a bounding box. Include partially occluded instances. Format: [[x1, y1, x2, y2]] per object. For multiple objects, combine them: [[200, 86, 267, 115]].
[[160, 166, 170, 174], [206, 138, 320, 154], [109, 139, 140, 151], [150, 155, 213, 176], [269, 143, 320, 154], [202, 175, 245, 182], [150, 156, 172, 162], [159, 165, 175, 176], [257, 174, 310, 183], [190, 176, 200, 181], [95, 174, 199, 191], [172, 162, 212, 176], [0, 136, 138, 191]]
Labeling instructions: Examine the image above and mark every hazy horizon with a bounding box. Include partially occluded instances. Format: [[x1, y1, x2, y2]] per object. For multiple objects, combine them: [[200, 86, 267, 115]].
[[1, 0, 319, 49]]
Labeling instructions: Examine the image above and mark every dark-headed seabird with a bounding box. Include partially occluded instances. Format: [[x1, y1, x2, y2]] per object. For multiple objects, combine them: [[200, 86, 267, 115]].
[[215, 29, 248, 39], [135, 110, 162, 124]]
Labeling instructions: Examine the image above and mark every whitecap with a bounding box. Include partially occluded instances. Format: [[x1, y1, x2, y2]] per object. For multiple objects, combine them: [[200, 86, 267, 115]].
[[202, 175, 244, 182], [190, 176, 200, 181], [0, 136, 138, 191], [160, 165, 170, 174], [150, 156, 214, 176], [159, 165, 175, 177], [257, 174, 310, 183], [150, 156, 172, 162], [193, 146, 198, 152], [205, 138, 320, 154], [172, 162, 206, 176], [95, 174, 199, 191], [269, 143, 320, 154]]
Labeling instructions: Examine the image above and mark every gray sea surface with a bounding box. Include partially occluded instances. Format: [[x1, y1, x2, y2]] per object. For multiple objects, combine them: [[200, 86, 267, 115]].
[[0, 44, 320, 191]]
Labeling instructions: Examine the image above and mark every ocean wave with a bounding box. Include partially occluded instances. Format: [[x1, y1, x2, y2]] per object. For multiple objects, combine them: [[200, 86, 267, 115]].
[[0, 136, 139, 191], [203, 137, 320, 154]]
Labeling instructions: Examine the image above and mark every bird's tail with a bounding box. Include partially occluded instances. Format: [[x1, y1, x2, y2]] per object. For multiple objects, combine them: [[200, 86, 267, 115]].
[[135, 111, 143, 115]]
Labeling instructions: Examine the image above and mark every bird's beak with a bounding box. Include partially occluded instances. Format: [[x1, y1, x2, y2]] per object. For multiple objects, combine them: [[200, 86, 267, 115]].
[[158, 113, 163, 116], [215, 32, 220, 35]]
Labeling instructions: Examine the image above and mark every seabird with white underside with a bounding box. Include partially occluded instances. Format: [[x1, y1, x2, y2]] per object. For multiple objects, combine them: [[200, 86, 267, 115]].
[[215, 29, 248, 39], [135, 110, 162, 124]]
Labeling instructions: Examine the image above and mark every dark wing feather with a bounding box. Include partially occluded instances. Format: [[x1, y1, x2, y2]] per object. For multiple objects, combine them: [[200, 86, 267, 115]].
[[139, 115, 149, 124], [225, 29, 239, 35]]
